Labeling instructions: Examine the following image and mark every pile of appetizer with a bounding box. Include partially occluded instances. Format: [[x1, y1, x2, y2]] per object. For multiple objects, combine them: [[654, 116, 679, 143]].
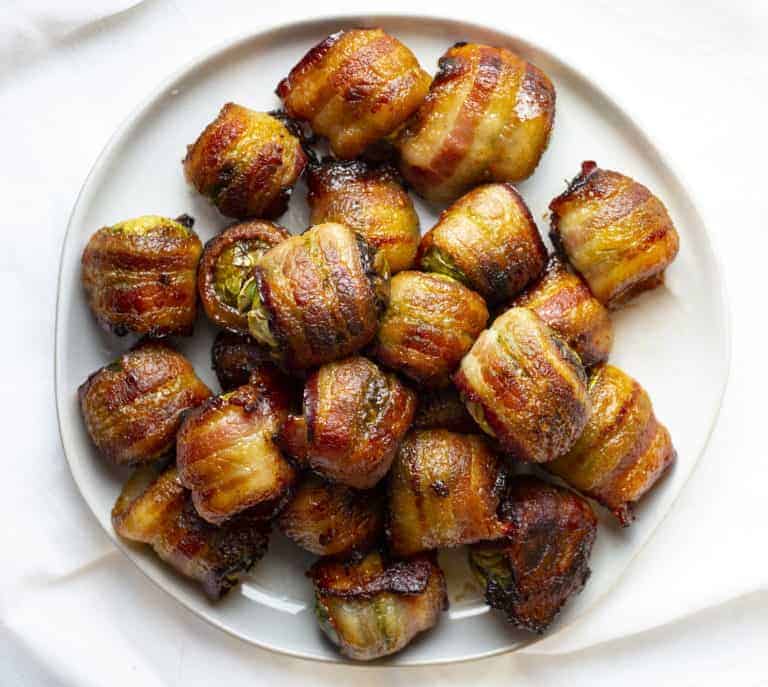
[[77, 28, 679, 661]]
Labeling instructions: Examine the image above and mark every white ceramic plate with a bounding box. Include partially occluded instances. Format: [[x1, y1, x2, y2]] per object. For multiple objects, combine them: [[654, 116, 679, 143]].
[[55, 16, 730, 665]]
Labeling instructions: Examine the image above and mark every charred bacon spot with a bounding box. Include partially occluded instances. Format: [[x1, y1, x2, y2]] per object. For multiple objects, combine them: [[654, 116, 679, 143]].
[[277, 28, 431, 159], [79, 341, 211, 467], [175, 213, 195, 229], [81, 215, 203, 337], [309, 550, 447, 661], [210, 330, 299, 397], [453, 307, 589, 463], [387, 429, 507, 556], [549, 162, 679, 309], [112, 464, 270, 600], [469, 475, 597, 633], [547, 363, 676, 526]]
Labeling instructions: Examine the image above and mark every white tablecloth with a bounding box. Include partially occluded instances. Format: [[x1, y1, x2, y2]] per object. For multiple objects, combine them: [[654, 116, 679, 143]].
[[2, 1, 766, 684]]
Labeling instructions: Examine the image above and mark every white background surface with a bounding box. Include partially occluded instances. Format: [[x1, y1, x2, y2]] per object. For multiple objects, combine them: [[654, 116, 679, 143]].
[[1, 1, 766, 685]]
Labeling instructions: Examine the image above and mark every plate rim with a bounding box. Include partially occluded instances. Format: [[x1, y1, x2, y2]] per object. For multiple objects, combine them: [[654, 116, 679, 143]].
[[54, 13, 732, 666]]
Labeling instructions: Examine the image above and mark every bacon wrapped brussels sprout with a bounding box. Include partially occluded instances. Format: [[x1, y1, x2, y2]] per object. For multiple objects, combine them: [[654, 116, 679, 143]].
[[277, 28, 431, 159], [198, 220, 290, 332], [278, 475, 384, 556], [279, 356, 415, 489], [397, 43, 555, 203], [387, 429, 507, 557], [177, 368, 296, 525], [183, 103, 307, 219], [453, 307, 589, 463], [469, 476, 597, 633], [547, 363, 676, 526], [511, 255, 613, 367], [243, 222, 389, 370], [81, 214, 202, 337], [370, 271, 488, 388], [307, 160, 420, 273], [549, 161, 680, 309], [79, 341, 211, 467], [309, 550, 447, 661], [112, 463, 270, 600], [418, 183, 546, 303]]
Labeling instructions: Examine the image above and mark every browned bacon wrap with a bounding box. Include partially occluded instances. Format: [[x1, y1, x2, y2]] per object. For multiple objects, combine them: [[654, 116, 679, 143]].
[[278, 475, 384, 556], [309, 550, 447, 660], [210, 331, 274, 392], [279, 356, 416, 489], [453, 307, 589, 463], [511, 255, 613, 367], [371, 270, 488, 388], [413, 388, 479, 433], [547, 363, 676, 525], [176, 369, 296, 525], [245, 223, 389, 370], [387, 429, 507, 556], [307, 159, 420, 273], [112, 464, 270, 599], [549, 161, 679, 309], [183, 103, 307, 219], [397, 43, 555, 203], [469, 476, 597, 633], [418, 183, 546, 302], [277, 28, 431, 159], [79, 341, 211, 467], [81, 215, 202, 337]]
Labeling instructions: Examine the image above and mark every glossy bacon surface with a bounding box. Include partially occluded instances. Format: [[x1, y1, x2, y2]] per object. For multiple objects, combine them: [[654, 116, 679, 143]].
[[371, 270, 488, 388], [387, 429, 507, 556], [309, 550, 447, 661], [549, 161, 680, 309], [412, 388, 478, 434], [547, 363, 676, 526], [279, 355, 416, 489], [79, 341, 211, 467], [277, 28, 431, 159], [418, 183, 546, 302], [454, 307, 589, 463], [397, 43, 555, 203], [278, 475, 384, 556], [246, 222, 389, 370], [176, 370, 296, 525], [511, 255, 613, 367], [198, 220, 290, 332], [183, 103, 307, 219], [112, 464, 270, 599], [469, 476, 597, 633], [81, 215, 202, 337], [307, 160, 420, 273]]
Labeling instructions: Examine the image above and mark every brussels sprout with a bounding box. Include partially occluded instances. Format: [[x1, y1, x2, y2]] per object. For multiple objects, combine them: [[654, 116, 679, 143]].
[[419, 246, 470, 287], [309, 551, 446, 661]]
